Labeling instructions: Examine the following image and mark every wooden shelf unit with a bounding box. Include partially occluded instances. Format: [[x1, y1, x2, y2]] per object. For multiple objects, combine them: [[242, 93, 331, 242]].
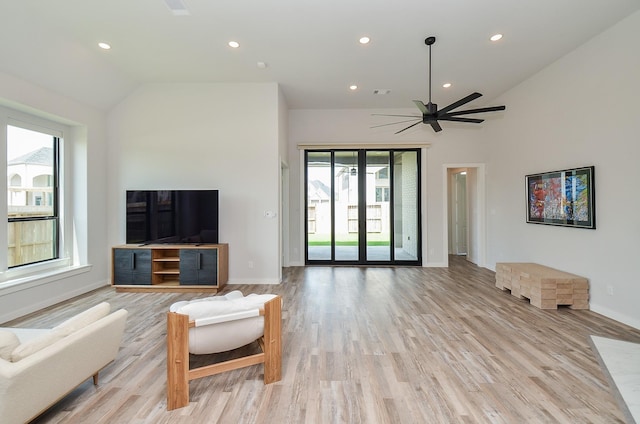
[[152, 248, 181, 285], [112, 244, 228, 293]]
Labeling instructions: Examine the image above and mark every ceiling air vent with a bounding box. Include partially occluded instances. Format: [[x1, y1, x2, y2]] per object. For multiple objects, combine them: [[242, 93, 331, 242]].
[[163, 0, 190, 15], [373, 89, 391, 95]]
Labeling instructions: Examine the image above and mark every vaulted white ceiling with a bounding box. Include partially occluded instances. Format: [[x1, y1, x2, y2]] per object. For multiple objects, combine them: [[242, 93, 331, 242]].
[[1, 0, 638, 111]]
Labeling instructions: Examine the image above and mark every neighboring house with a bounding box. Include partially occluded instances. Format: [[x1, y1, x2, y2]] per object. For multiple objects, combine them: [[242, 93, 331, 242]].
[[308, 167, 389, 238], [7, 147, 54, 213], [6, 147, 54, 267], [307, 179, 330, 235]]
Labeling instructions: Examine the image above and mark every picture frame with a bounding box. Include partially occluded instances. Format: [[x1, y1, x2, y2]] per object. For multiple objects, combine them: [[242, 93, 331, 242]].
[[526, 166, 595, 229]]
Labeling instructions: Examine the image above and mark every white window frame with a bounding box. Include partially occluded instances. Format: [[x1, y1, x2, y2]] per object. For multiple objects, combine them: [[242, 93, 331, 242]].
[[0, 108, 73, 283]]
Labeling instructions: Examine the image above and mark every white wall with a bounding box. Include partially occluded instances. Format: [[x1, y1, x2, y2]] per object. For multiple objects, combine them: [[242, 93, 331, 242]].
[[0, 71, 109, 323], [107, 83, 282, 284], [484, 11, 640, 328]]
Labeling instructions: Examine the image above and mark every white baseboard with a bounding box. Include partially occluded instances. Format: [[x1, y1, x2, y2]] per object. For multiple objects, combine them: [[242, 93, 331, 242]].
[[590, 304, 640, 331], [424, 262, 448, 268], [227, 278, 281, 285]]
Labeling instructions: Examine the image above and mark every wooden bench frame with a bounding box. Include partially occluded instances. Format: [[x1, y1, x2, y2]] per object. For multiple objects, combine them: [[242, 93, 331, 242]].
[[496, 263, 589, 309], [166, 296, 282, 410]]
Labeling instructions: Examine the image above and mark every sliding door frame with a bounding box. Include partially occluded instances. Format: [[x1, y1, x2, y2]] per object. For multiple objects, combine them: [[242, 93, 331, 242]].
[[304, 148, 422, 266]]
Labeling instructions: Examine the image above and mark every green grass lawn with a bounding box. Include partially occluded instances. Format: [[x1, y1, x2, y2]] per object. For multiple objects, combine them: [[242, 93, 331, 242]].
[[308, 233, 390, 246]]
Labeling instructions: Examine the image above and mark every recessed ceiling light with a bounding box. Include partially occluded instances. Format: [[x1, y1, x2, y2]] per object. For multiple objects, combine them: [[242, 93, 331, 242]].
[[257, 62, 267, 69], [442, 83, 452, 88], [349, 85, 358, 91], [359, 36, 370, 45], [228, 41, 240, 48], [490, 33, 503, 42], [98, 42, 111, 50]]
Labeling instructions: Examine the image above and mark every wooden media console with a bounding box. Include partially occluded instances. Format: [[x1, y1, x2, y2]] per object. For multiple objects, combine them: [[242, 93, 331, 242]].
[[495, 262, 589, 310], [111, 244, 228, 293]]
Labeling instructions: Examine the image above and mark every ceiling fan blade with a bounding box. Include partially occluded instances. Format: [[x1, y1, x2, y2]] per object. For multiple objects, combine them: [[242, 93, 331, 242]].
[[430, 121, 442, 132], [413, 100, 428, 114], [438, 92, 482, 115], [395, 121, 423, 134], [439, 116, 484, 123], [370, 119, 421, 129], [445, 105, 506, 117], [371, 114, 421, 118]]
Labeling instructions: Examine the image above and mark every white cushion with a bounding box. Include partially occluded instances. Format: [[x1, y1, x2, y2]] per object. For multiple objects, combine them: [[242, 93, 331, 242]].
[[169, 290, 245, 312], [171, 292, 277, 354], [175, 294, 276, 320], [8, 302, 111, 362], [53, 302, 111, 336], [10, 329, 65, 362], [224, 290, 244, 300], [0, 329, 20, 361], [6, 328, 50, 344]]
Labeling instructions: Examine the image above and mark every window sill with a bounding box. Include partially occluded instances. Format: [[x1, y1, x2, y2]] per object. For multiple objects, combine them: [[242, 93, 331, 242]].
[[0, 262, 92, 295]]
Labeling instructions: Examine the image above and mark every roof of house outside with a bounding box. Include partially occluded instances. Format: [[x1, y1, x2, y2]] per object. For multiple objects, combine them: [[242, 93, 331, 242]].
[[8, 147, 53, 166], [308, 180, 331, 201]]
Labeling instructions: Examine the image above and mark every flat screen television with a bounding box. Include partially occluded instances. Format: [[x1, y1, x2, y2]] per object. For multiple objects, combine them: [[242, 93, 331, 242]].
[[126, 190, 219, 244]]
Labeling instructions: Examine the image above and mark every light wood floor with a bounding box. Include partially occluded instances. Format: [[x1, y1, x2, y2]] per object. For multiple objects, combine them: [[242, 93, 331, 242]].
[[6, 256, 640, 423]]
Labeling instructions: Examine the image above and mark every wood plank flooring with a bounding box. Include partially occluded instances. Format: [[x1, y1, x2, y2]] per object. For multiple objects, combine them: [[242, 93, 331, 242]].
[[5, 256, 640, 423]]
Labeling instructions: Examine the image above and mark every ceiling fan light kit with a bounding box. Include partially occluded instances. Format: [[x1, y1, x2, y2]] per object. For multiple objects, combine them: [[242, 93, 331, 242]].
[[374, 36, 506, 133]]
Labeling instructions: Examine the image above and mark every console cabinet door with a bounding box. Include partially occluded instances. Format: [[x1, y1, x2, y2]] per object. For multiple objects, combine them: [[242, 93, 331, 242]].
[[179, 249, 218, 285], [113, 249, 152, 285]]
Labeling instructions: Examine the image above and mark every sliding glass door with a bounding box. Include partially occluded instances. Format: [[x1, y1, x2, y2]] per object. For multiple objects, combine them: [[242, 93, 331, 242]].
[[305, 149, 421, 265]]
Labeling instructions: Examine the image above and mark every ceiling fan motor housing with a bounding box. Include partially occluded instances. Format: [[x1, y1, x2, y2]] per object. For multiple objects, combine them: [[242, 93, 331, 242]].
[[423, 103, 437, 122]]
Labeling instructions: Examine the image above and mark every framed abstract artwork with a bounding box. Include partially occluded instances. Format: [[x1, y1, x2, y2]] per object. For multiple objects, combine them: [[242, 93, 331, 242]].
[[526, 166, 595, 229]]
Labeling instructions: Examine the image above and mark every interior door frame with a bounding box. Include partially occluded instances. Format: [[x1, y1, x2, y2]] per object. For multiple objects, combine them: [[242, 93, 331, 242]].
[[442, 163, 486, 268]]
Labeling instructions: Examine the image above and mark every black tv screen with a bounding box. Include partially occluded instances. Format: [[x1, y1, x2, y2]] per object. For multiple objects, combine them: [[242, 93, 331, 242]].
[[126, 190, 219, 244]]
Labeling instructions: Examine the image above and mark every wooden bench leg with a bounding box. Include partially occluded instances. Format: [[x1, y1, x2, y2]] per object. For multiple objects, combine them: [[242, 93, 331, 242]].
[[263, 296, 282, 384], [167, 312, 190, 410]]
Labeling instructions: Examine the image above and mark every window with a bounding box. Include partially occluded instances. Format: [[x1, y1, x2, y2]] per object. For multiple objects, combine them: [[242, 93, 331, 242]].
[[366, 205, 382, 233], [375, 187, 390, 202], [7, 125, 59, 268], [348, 205, 358, 233], [307, 205, 317, 234]]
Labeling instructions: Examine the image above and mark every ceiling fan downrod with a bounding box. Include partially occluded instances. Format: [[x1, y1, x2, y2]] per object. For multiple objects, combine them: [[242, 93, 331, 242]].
[[425, 36, 435, 105]]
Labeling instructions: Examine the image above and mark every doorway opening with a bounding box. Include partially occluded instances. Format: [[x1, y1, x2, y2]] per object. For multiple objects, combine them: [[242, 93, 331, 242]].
[[451, 170, 468, 256], [444, 164, 486, 267]]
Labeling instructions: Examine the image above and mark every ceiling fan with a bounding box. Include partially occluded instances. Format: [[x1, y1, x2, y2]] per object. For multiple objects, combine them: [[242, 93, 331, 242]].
[[373, 36, 506, 133]]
